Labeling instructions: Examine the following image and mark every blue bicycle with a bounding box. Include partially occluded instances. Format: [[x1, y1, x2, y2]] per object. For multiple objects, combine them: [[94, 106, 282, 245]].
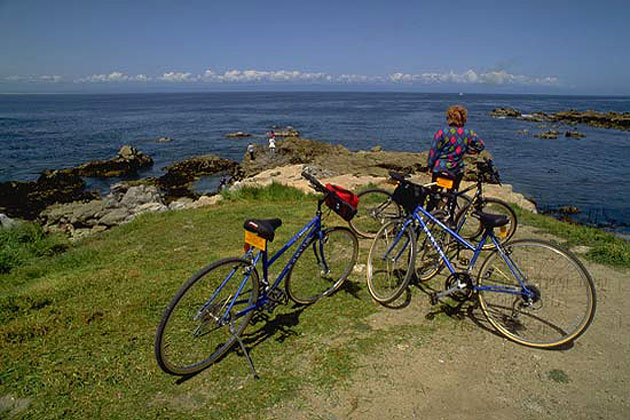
[[155, 172, 359, 376], [366, 172, 596, 348]]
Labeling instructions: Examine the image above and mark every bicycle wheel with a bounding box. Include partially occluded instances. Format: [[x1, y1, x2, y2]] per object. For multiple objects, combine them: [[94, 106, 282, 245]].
[[286, 227, 359, 305], [349, 189, 402, 239], [155, 258, 259, 375], [367, 220, 415, 304], [455, 198, 517, 249], [477, 239, 596, 348]]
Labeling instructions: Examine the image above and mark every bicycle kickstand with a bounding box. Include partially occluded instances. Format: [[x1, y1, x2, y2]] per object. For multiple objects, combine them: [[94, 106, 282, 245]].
[[229, 322, 259, 379]]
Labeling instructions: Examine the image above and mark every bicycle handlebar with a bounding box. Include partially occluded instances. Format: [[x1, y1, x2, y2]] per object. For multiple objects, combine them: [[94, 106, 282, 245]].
[[388, 170, 411, 182], [301, 170, 328, 193]]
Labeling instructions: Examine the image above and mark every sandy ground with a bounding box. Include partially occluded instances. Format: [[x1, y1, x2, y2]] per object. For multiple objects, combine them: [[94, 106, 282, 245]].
[[267, 226, 630, 420]]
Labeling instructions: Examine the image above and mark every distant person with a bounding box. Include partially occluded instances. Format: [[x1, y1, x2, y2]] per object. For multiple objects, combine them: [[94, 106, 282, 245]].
[[427, 105, 485, 190], [247, 143, 255, 160], [268, 132, 276, 155]]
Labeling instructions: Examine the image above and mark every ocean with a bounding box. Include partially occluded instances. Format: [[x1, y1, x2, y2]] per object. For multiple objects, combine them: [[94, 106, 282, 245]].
[[1, 92, 629, 233]]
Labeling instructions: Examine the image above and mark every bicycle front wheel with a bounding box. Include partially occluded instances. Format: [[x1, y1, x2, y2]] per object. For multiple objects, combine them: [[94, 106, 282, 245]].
[[349, 189, 402, 239], [155, 258, 259, 375], [286, 227, 359, 305], [477, 239, 596, 348], [455, 197, 517, 249], [367, 220, 415, 304]]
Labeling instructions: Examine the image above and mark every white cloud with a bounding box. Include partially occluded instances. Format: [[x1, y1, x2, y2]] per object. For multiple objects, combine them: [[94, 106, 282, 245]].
[[65, 67, 558, 86], [157, 71, 198, 82], [75, 71, 150, 83], [390, 69, 558, 86], [5, 74, 63, 83]]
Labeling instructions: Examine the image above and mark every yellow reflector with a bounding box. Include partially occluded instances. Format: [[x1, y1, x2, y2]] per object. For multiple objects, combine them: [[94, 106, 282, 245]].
[[244, 230, 267, 250], [436, 177, 454, 189], [499, 225, 508, 238]]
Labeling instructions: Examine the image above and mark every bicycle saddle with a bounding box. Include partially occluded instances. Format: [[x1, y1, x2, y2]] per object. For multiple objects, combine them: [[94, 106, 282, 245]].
[[243, 218, 283, 242], [476, 211, 509, 229]]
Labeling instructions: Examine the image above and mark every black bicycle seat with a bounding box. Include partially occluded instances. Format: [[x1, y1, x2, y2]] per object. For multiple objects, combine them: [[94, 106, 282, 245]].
[[243, 218, 283, 242], [476, 211, 509, 229]]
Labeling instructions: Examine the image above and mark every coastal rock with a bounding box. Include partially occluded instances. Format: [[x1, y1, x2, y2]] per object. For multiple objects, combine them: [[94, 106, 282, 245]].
[[155, 136, 173, 143], [156, 154, 239, 200], [490, 108, 521, 118], [225, 131, 251, 138], [60, 145, 154, 177], [270, 126, 300, 137], [491, 108, 630, 130], [370, 145, 383, 152], [534, 129, 559, 139], [0, 171, 98, 219], [40, 183, 167, 239], [0, 213, 18, 229], [565, 130, 586, 138]]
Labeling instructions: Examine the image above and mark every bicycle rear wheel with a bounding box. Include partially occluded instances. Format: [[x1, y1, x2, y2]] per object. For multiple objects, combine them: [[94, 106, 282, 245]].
[[367, 220, 415, 304], [155, 258, 259, 375], [477, 239, 596, 348], [455, 198, 517, 249], [286, 227, 358, 305], [349, 189, 402, 239]]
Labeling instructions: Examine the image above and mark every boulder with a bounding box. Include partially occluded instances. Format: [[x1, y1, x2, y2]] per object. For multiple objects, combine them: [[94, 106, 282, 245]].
[[490, 108, 521, 118], [564, 131, 586, 138], [270, 126, 300, 137], [534, 129, 559, 139], [155, 136, 173, 143], [59, 145, 153, 177], [0, 213, 18, 229]]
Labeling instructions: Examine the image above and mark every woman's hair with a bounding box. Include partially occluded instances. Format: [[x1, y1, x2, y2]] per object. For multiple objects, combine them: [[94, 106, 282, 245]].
[[446, 105, 468, 127]]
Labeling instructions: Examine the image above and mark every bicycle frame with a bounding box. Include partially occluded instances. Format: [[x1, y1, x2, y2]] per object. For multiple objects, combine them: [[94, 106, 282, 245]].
[[200, 210, 331, 324], [388, 203, 531, 298]]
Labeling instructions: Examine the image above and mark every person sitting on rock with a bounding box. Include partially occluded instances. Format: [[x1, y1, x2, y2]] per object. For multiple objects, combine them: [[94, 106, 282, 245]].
[[427, 104, 485, 190]]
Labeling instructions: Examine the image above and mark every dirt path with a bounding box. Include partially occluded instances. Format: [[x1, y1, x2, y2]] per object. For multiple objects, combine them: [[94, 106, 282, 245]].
[[270, 227, 630, 420]]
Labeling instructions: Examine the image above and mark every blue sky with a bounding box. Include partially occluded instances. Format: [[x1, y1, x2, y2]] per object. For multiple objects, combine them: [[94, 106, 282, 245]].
[[1, 0, 628, 94]]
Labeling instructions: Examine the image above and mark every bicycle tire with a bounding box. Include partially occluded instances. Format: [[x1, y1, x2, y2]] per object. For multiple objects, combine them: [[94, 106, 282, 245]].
[[286, 227, 359, 305], [155, 257, 259, 375], [366, 220, 415, 304], [455, 197, 517, 249], [349, 188, 402, 239], [477, 239, 596, 348]]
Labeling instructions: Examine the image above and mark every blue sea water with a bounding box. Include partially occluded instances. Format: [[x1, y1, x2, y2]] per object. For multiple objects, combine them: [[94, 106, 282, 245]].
[[1, 92, 629, 232]]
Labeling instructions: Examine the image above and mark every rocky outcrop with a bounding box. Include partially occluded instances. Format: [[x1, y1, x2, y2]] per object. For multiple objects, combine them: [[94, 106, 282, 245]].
[[0, 213, 18, 229], [59, 145, 153, 177], [40, 183, 168, 239], [270, 126, 300, 137], [225, 131, 251, 138], [156, 154, 240, 200], [155, 136, 173, 143], [241, 136, 490, 182], [0, 171, 98, 219], [565, 131, 586, 138], [534, 129, 560, 139], [490, 108, 630, 130]]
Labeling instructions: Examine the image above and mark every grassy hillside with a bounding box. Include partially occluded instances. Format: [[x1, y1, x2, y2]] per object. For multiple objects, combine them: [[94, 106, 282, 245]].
[[1, 183, 628, 418], [0, 184, 438, 419]]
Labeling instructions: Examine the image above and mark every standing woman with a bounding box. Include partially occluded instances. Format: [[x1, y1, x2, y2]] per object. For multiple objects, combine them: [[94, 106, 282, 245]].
[[427, 105, 485, 189]]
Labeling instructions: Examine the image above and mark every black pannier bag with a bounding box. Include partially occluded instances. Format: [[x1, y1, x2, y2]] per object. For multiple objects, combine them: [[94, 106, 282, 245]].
[[324, 184, 359, 221], [392, 181, 427, 214]]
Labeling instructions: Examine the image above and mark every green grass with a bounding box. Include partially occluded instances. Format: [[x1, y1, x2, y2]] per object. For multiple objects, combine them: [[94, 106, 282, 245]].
[[0, 184, 435, 419], [0, 222, 68, 274], [513, 206, 630, 268], [1, 183, 626, 419]]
